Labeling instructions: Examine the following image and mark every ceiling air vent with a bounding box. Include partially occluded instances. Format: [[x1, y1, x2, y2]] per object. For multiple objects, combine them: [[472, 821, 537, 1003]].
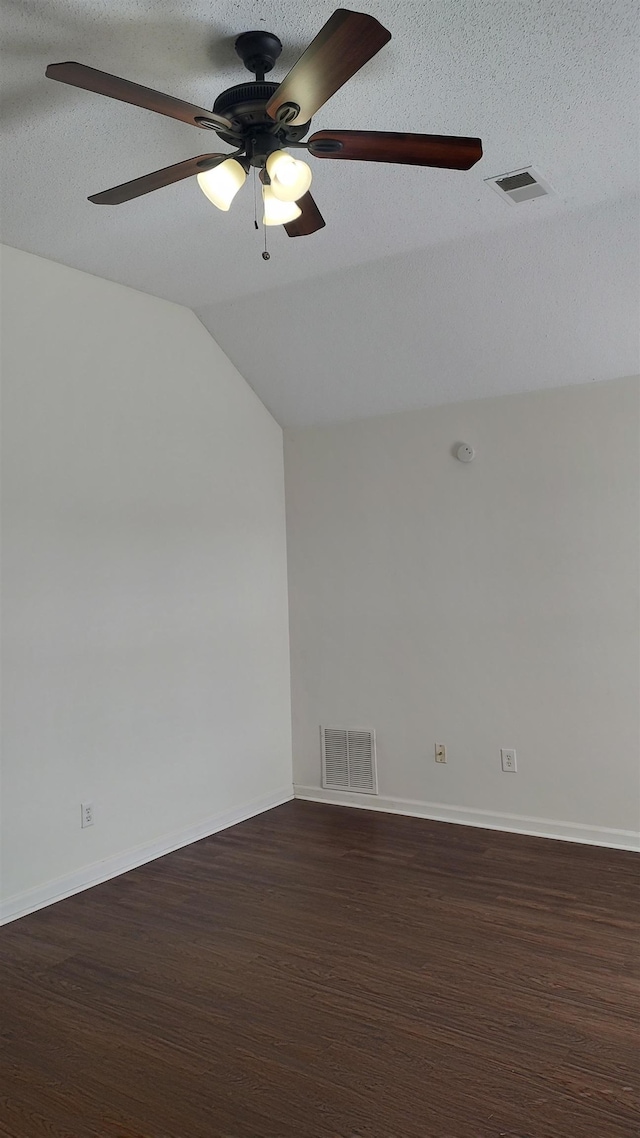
[[485, 166, 555, 205], [321, 727, 378, 794]]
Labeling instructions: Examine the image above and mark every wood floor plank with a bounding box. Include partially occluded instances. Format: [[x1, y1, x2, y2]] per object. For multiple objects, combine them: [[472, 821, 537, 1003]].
[[1, 801, 638, 1137]]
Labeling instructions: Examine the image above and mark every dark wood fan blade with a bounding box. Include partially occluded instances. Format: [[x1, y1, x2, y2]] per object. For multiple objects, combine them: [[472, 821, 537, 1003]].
[[46, 62, 235, 133], [88, 154, 229, 205], [266, 10, 391, 127], [308, 130, 483, 170], [284, 192, 326, 237]]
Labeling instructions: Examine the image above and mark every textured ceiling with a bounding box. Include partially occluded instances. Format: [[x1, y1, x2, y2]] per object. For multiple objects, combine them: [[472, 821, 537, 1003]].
[[199, 194, 640, 425], [1, 0, 638, 423]]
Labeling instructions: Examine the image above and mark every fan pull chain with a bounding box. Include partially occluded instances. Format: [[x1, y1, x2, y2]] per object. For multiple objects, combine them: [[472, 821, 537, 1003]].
[[253, 167, 270, 260]]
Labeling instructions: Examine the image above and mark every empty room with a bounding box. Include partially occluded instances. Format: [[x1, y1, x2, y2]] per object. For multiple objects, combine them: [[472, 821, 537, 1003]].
[[1, 2, 638, 1136]]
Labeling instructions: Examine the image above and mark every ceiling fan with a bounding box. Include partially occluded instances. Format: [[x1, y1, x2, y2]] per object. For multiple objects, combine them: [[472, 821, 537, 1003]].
[[46, 8, 483, 238]]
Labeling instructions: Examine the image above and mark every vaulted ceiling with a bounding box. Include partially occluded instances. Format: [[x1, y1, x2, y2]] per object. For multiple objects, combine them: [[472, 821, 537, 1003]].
[[2, 0, 638, 424]]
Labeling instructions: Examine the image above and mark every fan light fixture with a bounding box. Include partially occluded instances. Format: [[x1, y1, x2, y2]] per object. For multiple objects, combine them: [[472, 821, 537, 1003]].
[[265, 150, 312, 202], [46, 9, 484, 250], [197, 158, 246, 211], [262, 184, 301, 226]]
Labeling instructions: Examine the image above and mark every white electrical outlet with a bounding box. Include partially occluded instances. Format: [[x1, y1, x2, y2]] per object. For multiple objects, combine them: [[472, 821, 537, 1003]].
[[501, 749, 517, 773], [435, 743, 447, 764], [81, 802, 94, 828]]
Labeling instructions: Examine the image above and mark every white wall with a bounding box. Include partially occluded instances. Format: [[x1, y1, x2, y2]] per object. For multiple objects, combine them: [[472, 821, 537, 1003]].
[[285, 378, 640, 847], [1, 245, 292, 920]]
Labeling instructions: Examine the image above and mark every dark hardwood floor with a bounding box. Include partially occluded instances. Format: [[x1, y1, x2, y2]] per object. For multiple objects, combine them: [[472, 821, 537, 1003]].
[[0, 800, 638, 1138]]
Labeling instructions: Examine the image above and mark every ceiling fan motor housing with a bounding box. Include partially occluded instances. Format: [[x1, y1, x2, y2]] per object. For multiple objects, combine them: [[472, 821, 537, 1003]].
[[211, 29, 310, 159], [213, 82, 311, 157]]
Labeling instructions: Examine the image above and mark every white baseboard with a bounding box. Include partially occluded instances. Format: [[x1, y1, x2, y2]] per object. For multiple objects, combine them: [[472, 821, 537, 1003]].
[[294, 785, 640, 852], [1, 785, 293, 926]]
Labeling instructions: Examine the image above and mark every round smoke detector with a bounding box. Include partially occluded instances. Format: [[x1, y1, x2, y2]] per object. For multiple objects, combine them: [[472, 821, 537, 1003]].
[[456, 443, 475, 463]]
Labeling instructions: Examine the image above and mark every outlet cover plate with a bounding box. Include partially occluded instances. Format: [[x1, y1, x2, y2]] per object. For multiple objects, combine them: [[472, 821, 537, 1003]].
[[501, 749, 517, 773]]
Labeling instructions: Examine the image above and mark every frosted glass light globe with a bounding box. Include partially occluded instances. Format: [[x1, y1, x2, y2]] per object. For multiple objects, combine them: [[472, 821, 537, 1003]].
[[265, 151, 312, 202], [197, 159, 246, 211], [262, 184, 302, 226]]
